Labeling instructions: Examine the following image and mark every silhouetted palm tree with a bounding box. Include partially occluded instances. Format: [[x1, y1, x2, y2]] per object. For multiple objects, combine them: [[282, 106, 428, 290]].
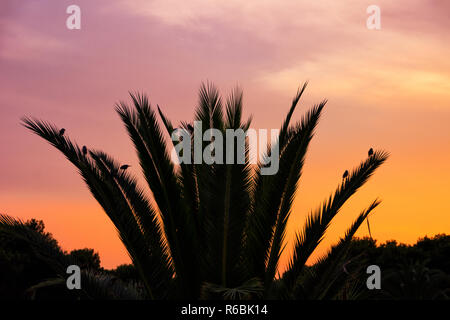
[[13, 82, 388, 299]]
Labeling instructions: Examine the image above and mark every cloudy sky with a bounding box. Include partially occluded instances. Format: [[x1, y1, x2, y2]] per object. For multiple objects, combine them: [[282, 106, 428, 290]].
[[1, 0, 449, 269]]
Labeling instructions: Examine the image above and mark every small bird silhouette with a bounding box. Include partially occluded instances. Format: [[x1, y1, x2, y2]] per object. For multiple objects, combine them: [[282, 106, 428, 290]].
[[342, 170, 349, 180], [187, 124, 194, 132], [82, 146, 88, 155], [59, 128, 65, 136], [368, 148, 374, 157], [120, 165, 131, 170]]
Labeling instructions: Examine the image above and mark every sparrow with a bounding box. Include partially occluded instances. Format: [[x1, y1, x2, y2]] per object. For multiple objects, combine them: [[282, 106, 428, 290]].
[[343, 170, 349, 180]]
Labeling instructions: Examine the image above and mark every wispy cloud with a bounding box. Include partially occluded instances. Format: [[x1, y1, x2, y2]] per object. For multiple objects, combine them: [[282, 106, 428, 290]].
[[0, 22, 70, 62]]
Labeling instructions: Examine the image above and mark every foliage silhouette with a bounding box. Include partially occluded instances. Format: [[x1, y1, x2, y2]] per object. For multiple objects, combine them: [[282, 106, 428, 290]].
[[0, 218, 101, 299], [347, 235, 450, 299], [68, 249, 101, 270], [13, 83, 389, 299]]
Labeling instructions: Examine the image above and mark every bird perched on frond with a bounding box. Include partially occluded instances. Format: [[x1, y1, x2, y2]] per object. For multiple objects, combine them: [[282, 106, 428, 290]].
[[82, 146, 88, 156], [59, 128, 65, 136], [368, 148, 374, 157], [342, 170, 349, 180]]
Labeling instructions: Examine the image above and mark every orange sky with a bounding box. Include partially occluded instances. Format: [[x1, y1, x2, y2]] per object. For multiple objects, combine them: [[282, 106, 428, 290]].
[[1, 0, 449, 270]]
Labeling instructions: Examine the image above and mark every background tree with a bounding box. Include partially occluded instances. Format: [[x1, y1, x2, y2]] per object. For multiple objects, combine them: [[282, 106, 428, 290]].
[[346, 235, 450, 299], [0, 217, 72, 299], [0, 217, 119, 299], [68, 249, 101, 270]]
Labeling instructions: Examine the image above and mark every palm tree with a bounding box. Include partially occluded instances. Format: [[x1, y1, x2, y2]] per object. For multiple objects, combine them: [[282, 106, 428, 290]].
[[11, 82, 388, 299]]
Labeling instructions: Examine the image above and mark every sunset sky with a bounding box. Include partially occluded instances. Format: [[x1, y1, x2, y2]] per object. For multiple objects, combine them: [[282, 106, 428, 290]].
[[1, 0, 449, 270]]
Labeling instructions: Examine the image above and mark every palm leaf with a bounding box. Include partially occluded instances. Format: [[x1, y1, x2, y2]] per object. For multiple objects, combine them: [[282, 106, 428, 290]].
[[293, 200, 380, 299], [283, 151, 389, 290], [116, 95, 200, 297], [21, 118, 173, 299], [244, 94, 324, 286]]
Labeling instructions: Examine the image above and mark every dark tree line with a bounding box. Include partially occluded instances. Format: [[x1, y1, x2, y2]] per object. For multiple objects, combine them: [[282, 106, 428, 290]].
[[346, 235, 450, 299], [1, 217, 448, 299], [0, 218, 100, 299]]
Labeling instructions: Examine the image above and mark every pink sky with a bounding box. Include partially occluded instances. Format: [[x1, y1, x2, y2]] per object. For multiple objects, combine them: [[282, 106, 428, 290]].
[[1, 0, 449, 269]]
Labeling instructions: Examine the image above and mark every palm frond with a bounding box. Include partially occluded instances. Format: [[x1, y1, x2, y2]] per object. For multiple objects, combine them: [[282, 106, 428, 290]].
[[88, 150, 175, 297], [284, 151, 389, 290], [21, 118, 173, 298], [264, 101, 326, 289], [278, 82, 308, 150], [293, 200, 380, 299], [195, 82, 224, 131], [244, 98, 325, 286], [79, 270, 146, 300], [116, 95, 200, 297], [200, 278, 263, 300]]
